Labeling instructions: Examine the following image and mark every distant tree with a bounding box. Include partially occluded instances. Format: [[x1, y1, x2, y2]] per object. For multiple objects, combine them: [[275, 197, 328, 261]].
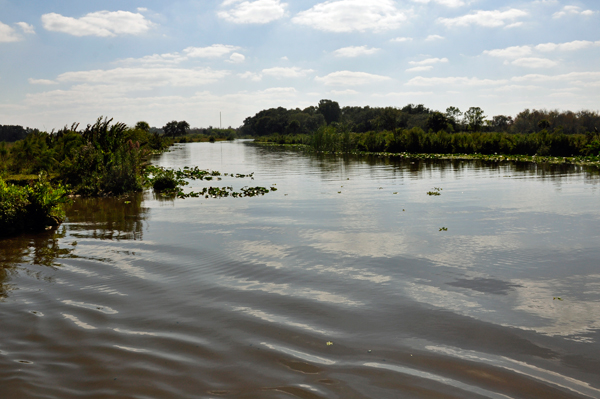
[[163, 121, 178, 137], [538, 119, 550, 131], [374, 107, 402, 131], [426, 112, 450, 132], [492, 115, 513, 130], [402, 104, 431, 115], [464, 107, 486, 131], [177, 121, 190, 136], [135, 121, 150, 132], [318, 99, 342, 125], [287, 119, 300, 134]]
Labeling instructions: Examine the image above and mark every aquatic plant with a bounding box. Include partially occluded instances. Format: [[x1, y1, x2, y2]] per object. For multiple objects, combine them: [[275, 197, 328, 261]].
[[0, 174, 70, 237]]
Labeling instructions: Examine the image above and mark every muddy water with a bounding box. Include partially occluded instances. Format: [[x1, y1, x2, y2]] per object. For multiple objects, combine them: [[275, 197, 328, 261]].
[[1, 141, 600, 399]]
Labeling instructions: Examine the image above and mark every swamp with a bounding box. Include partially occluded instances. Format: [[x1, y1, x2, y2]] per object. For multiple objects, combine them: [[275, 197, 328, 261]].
[[1, 140, 600, 398]]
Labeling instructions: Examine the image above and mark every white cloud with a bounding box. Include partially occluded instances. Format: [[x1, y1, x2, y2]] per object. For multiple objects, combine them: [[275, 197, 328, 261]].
[[56, 67, 230, 89], [137, 7, 148, 12], [438, 9, 527, 28], [406, 66, 433, 72], [411, 0, 465, 7], [262, 67, 314, 78], [553, 6, 596, 18], [292, 0, 408, 33], [184, 44, 241, 58], [483, 45, 532, 58], [15, 22, 35, 35], [315, 71, 391, 86], [29, 78, 58, 85], [504, 22, 523, 29], [41, 11, 154, 37], [391, 36, 413, 42], [0, 21, 22, 42], [238, 71, 262, 81], [281, 56, 289, 60], [218, 0, 287, 24], [406, 76, 507, 86], [510, 57, 557, 68], [330, 89, 358, 95], [536, 40, 600, 52], [511, 71, 600, 84], [118, 45, 243, 66], [333, 45, 380, 57], [409, 57, 448, 65], [425, 34, 444, 41], [229, 53, 245, 63]]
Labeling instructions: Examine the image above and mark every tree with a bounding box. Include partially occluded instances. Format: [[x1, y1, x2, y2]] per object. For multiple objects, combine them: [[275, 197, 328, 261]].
[[426, 112, 450, 132], [538, 119, 550, 131], [317, 99, 341, 125], [374, 107, 402, 131], [463, 107, 486, 131], [163, 121, 178, 137], [492, 115, 512, 130], [135, 121, 150, 132], [177, 121, 190, 136]]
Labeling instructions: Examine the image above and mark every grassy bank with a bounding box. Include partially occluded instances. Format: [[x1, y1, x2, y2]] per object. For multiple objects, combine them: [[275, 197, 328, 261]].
[[254, 126, 600, 166], [0, 117, 172, 236]]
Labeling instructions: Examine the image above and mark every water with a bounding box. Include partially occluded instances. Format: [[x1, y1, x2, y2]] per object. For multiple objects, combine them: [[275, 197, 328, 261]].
[[1, 141, 600, 398]]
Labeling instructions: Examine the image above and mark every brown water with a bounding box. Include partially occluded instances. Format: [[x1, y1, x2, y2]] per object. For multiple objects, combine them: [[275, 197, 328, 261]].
[[2, 141, 600, 399]]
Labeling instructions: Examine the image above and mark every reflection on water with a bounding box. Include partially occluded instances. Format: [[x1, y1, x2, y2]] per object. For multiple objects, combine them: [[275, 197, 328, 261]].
[[65, 192, 148, 240], [0, 228, 73, 300], [1, 141, 600, 398]]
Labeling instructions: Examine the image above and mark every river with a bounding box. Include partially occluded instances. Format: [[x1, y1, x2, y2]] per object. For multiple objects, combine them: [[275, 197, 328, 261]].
[[1, 140, 600, 398]]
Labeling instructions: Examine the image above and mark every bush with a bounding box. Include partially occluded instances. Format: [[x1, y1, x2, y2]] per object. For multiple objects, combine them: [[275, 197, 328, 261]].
[[0, 174, 69, 237]]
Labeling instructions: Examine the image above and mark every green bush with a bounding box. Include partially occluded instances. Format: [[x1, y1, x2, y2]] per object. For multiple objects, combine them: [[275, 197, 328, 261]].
[[0, 174, 69, 237]]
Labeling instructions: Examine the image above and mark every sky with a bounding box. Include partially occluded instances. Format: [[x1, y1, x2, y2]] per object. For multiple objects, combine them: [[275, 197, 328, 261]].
[[0, 0, 598, 130]]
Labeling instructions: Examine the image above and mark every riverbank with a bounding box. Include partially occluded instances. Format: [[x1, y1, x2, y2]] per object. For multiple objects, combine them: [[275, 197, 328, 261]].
[[255, 142, 600, 168]]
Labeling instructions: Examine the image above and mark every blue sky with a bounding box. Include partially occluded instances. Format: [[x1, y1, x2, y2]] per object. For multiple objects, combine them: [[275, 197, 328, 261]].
[[0, 0, 598, 129]]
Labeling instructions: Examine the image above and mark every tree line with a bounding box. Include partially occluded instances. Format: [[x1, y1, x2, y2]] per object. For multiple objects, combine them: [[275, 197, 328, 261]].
[[240, 100, 599, 137]]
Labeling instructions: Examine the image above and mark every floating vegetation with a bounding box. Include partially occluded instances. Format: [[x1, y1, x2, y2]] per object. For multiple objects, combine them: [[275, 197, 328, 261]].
[[439, 227, 448, 231], [427, 187, 442, 196], [553, 297, 563, 301], [146, 166, 270, 200]]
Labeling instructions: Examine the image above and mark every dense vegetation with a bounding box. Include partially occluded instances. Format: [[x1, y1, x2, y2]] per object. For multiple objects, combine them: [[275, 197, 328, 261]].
[[245, 100, 600, 159], [0, 117, 170, 236], [0, 174, 69, 237]]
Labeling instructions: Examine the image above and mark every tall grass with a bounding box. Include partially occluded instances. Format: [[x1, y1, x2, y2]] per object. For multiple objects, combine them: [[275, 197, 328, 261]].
[[257, 127, 597, 158]]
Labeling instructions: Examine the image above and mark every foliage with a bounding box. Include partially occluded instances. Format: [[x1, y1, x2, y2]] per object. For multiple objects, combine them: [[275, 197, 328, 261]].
[[0, 174, 69, 237]]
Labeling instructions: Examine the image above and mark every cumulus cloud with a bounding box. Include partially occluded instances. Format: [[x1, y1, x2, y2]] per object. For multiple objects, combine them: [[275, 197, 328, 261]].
[[406, 66, 433, 72], [553, 6, 596, 18], [238, 71, 262, 81], [262, 67, 314, 78], [390, 36, 413, 42], [511, 71, 600, 84], [15, 22, 35, 35], [510, 57, 557, 68], [333, 45, 380, 57], [438, 9, 527, 28], [406, 76, 507, 86], [218, 0, 287, 24], [184, 44, 241, 58], [118, 45, 243, 66], [411, 0, 465, 7], [229, 53, 245, 63], [41, 11, 154, 37], [28, 78, 58, 85], [483, 45, 532, 58], [56, 67, 230, 89], [536, 40, 600, 52], [425, 34, 444, 41], [0, 21, 27, 42], [315, 71, 391, 86], [292, 0, 408, 32], [409, 57, 448, 65]]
